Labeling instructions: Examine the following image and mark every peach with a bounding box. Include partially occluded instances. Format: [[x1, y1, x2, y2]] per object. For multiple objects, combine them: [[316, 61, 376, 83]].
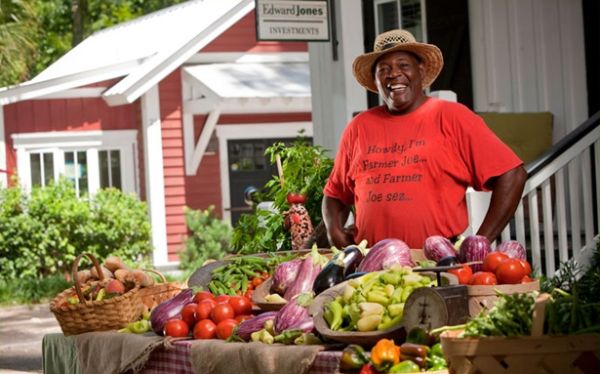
[[105, 279, 125, 295]]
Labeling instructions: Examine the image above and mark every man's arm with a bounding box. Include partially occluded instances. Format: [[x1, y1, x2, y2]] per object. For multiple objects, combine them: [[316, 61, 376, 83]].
[[322, 195, 354, 248], [477, 166, 527, 241]]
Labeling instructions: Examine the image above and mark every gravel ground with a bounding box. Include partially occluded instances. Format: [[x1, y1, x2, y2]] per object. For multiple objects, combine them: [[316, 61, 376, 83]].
[[0, 304, 60, 373]]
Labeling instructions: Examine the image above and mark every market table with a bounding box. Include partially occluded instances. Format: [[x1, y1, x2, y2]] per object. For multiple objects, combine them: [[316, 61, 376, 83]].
[[42, 332, 342, 374]]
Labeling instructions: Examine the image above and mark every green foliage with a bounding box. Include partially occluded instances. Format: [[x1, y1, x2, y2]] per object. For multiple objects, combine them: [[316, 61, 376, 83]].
[[0, 274, 70, 305], [0, 178, 152, 281], [178, 206, 233, 276], [231, 135, 333, 254], [0, 0, 38, 85]]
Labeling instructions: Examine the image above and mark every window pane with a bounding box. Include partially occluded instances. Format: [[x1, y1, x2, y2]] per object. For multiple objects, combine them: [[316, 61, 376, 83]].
[[43, 153, 54, 186], [65, 152, 75, 180], [30, 153, 42, 187], [110, 150, 121, 189], [376, 1, 399, 34], [400, 0, 422, 41], [99, 150, 109, 188], [77, 152, 88, 196]]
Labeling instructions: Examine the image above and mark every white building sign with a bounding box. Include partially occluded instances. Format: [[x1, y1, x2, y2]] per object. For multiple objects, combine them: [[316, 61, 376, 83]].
[[255, 0, 330, 41]]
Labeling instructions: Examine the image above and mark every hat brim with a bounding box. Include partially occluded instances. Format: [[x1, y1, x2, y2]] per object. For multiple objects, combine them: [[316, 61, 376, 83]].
[[352, 42, 444, 93]]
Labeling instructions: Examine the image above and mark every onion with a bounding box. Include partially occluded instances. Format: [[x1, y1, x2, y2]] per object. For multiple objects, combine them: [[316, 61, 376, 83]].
[[149, 288, 194, 335], [357, 238, 413, 272], [496, 240, 526, 260]]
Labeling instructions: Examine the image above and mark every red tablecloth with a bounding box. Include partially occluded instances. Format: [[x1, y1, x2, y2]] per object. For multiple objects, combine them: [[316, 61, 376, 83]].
[[141, 340, 342, 374]]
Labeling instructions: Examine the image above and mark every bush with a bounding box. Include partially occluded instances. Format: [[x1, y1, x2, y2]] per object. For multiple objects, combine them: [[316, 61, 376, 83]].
[[0, 178, 152, 282], [178, 206, 233, 275]]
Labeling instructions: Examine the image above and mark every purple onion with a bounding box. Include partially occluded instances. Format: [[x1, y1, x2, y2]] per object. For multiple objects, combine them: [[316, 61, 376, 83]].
[[424, 236, 457, 262], [236, 311, 278, 341], [149, 288, 194, 335], [496, 240, 526, 260], [274, 293, 313, 334], [357, 238, 413, 272], [459, 235, 491, 271], [271, 258, 302, 295]]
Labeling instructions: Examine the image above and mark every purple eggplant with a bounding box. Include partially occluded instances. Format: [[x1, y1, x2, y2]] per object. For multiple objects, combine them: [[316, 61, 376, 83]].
[[496, 240, 526, 260], [424, 236, 457, 262], [149, 288, 194, 335], [283, 246, 327, 301], [274, 292, 314, 334], [459, 235, 491, 271], [270, 258, 302, 295], [312, 242, 367, 295], [235, 311, 278, 341], [357, 238, 413, 272]]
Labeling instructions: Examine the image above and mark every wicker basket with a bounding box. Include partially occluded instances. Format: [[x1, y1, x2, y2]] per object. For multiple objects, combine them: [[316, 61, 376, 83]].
[[440, 294, 600, 374], [137, 269, 182, 310], [49, 253, 145, 336]]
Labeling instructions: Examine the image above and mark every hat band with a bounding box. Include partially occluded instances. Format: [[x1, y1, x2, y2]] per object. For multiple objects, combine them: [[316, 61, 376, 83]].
[[379, 42, 399, 51]]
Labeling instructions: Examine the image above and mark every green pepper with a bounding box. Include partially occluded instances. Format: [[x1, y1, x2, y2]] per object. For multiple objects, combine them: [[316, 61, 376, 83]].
[[327, 300, 344, 330], [406, 327, 430, 345], [427, 355, 446, 369], [339, 344, 370, 370], [389, 360, 420, 373], [428, 343, 444, 359]]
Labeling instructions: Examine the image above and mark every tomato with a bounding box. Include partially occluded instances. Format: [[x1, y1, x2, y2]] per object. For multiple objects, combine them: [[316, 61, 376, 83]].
[[235, 314, 253, 323], [229, 296, 252, 316], [211, 303, 235, 323], [261, 271, 270, 280], [521, 275, 534, 283], [196, 298, 217, 320], [496, 259, 527, 284], [470, 271, 497, 285], [448, 264, 473, 285], [163, 319, 189, 338], [483, 252, 509, 273], [181, 303, 198, 328], [286, 192, 306, 204], [244, 289, 254, 299], [216, 318, 238, 340], [214, 294, 231, 304], [251, 277, 264, 288], [246, 283, 254, 291], [193, 291, 214, 304], [519, 259, 532, 276], [193, 319, 217, 340]]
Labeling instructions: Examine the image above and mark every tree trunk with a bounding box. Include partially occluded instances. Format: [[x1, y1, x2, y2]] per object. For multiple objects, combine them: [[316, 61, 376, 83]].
[[71, 0, 86, 46]]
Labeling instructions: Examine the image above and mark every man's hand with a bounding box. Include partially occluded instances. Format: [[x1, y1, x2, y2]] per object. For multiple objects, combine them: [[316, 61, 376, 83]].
[[322, 195, 355, 248]]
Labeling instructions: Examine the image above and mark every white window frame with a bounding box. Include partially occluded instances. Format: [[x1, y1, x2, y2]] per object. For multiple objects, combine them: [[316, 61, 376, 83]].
[[373, 0, 427, 42], [12, 130, 138, 195]]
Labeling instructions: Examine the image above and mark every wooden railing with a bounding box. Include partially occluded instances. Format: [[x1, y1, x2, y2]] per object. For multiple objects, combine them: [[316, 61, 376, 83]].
[[465, 111, 600, 277]]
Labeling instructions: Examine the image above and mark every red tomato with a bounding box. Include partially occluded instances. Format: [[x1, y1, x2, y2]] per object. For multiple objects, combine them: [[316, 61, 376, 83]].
[[235, 314, 253, 323], [216, 318, 238, 340], [261, 271, 270, 280], [286, 192, 306, 204], [244, 289, 254, 299], [496, 258, 527, 284], [211, 303, 235, 323], [214, 294, 231, 304], [181, 303, 198, 328], [251, 277, 264, 287], [519, 259, 532, 276], [448, 264, 473, 285], [470, 271, 498, 285], [521, 275, 534, 283], [193, 319, 217, 340], [483, 252, 509, 273], [163, 319, 189, 338], [193, 291, 215, 304], [196, 299, 217, 320], [229, 296, 252, 316]]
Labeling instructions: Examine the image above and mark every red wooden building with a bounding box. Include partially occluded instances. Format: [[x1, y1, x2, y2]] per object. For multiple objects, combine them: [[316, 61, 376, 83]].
[[0, 0, 312, 266]]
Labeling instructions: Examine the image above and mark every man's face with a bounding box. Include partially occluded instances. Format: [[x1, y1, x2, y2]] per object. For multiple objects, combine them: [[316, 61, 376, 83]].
[[374, 51, 425, 114]]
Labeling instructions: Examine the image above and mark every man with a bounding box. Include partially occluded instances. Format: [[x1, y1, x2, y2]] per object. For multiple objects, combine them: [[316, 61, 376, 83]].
[[322, 29, 527, 249]]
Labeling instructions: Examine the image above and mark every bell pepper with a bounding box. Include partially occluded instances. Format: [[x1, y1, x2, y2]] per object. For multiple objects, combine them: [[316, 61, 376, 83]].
[[428, 343, 444, 359], [370, 338, 400, 372], [389, 360, 420, 373], [339, 344, 370, 371], [358, 363, 378, 374]]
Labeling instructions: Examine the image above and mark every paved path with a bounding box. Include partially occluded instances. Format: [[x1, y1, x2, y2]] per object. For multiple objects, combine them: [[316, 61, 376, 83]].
[[0, 304, 60, 373]]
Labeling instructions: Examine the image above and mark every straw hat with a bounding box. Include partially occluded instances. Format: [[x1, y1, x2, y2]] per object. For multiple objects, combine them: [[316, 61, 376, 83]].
[[352, 29, 444, 93]]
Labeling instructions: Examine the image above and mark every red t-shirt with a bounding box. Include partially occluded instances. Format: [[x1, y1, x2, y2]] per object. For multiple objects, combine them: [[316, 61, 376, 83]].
[[323, 97, 523, 249]]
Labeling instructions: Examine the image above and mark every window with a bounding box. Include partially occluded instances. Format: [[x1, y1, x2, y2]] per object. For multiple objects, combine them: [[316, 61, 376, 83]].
[[12, 130, 137, 197], [374, 0, 424, 41]]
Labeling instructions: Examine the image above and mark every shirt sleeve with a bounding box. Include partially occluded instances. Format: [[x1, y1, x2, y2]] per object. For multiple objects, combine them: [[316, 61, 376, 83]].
[[323, 121, 356, 206], [452, 104, 523, 191]]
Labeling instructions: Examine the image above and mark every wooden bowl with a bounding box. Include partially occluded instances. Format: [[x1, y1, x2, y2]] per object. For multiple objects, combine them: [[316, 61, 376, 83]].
[[252, 277, 287, 311], [309, 281, 407, 347]]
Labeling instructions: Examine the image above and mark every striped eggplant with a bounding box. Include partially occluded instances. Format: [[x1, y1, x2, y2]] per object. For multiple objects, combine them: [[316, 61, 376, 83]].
[[274, 293, 314, 334], [271, 258, 303, 295], [459, 235, 491, 271], [496, 240, 526, 260], [236, 311, 278, 341], [283, 246, 328, 301], [423, 235, 457, 262], [357, 238, 413, 272]]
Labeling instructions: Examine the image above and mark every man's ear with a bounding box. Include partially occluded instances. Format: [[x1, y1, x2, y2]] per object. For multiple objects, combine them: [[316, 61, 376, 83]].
[[418, 62, 426, 79]]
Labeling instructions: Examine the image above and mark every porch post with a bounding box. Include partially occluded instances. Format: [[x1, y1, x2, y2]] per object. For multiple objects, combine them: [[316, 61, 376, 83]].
[[141, 85, 169, 266], [0, 105, 6, 187]]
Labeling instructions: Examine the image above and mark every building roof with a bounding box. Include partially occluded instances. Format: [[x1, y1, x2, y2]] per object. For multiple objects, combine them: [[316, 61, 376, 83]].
[[0, 0, 254, 106]]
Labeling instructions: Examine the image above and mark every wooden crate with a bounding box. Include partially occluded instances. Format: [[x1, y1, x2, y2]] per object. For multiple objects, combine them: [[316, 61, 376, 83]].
[[466, 280, 540, 316], [440, 329, 600, 374]]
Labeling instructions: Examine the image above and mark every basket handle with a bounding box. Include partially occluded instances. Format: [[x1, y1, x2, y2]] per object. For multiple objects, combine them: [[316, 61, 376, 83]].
[[531, 293, 551, 336], [142, 268, 167, 284], [71, 253, 104, 304]]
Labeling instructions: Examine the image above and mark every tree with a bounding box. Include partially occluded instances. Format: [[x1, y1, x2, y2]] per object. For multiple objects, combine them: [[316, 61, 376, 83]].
[[0, 0, 38, 86]]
